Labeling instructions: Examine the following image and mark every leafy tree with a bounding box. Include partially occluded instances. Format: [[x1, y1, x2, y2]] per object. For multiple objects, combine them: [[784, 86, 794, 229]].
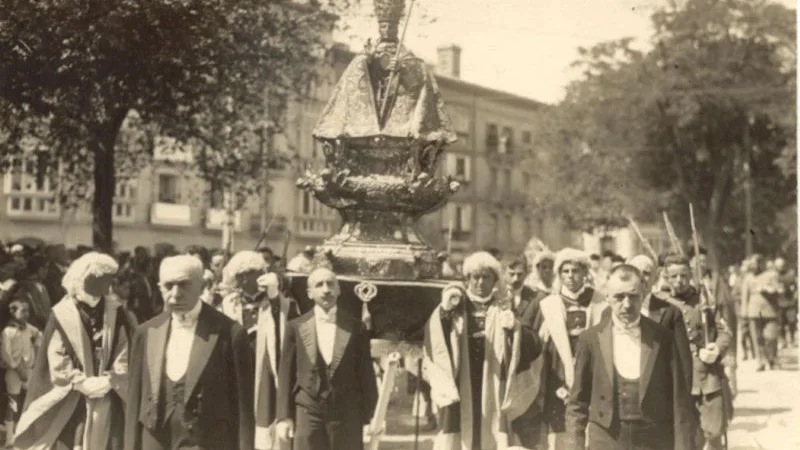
[[0, 0, 343, 251], [544, 0, 795, 268]]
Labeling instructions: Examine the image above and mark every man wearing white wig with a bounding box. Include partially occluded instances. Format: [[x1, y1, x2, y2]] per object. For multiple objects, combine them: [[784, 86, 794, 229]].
[[423, 251, 543, 450], [221, 251, 270, 341], [15, 252, 133, 450], [532, 248, 607, 449], [252, 271, 299, 450]]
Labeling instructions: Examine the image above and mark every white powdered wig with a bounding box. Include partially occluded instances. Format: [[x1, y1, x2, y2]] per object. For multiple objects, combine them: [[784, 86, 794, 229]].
[[532, 250, 556, 268], [552, 248, 591, 293], [628, 255, 655, 274], [221, 251, 268, 288], [461, 251, 503, 282], [553, 248, 590, 273], [61, 252, 119, 296]]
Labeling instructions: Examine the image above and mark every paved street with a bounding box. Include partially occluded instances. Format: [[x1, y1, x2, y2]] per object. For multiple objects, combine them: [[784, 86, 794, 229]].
[[728, 349, 800, 450], [379, 349, 800, 450]]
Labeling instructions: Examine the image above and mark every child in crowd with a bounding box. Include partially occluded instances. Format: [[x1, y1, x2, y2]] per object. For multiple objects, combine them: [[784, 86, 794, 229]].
[[1, 296, 41, 447]]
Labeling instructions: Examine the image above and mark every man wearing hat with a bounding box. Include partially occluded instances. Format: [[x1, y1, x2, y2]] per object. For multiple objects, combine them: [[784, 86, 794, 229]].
[[533, 248, 608, 449]]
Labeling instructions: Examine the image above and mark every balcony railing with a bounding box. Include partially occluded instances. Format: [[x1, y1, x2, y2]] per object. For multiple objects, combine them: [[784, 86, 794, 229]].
[[294, 217, 337, 238], [205, 209, 244, 231], [150, 202, 192, 226]]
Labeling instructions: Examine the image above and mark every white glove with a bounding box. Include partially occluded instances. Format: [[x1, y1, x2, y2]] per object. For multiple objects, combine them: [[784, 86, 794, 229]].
[[698, 343, 720, 364], [276, 419, 294, 441], [441, 286, 463, 312], [258, 273, 280, 299], [363, 422, 385, 440], [74, 376, 112, 398], [498, 310, 518, 331]]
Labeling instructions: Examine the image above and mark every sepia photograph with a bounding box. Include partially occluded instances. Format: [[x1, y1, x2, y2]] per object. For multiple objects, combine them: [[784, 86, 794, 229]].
[[0, 0, 796, 449]]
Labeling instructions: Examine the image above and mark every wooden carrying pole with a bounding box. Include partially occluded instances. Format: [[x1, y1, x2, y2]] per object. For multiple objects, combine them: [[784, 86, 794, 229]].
[[367, 352, 402, 450], [625, 215, 659, 262], [689, 203, 711, 344], [663, 211, 685, 256]]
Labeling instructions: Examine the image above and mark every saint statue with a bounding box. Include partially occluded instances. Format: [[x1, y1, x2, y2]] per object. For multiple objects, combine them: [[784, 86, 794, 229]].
[[313, 0, 456, 143]]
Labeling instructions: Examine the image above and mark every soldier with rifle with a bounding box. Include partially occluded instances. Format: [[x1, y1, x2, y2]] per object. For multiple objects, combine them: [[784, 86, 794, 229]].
[[659, 251, 732, 450]]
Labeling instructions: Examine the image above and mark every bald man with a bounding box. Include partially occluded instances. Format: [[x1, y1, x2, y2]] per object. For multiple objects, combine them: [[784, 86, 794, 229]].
[[125, 255, 255, 450], [275, 268, 378, 450]]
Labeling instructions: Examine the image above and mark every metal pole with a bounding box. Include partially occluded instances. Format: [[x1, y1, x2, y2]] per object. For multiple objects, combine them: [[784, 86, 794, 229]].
[[744, 112, 754, 257]]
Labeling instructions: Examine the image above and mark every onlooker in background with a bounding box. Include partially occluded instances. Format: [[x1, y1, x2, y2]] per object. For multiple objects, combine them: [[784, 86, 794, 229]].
[[8, 245, 26, 266], [186, 244, 211, 270], [42, 244, 68, 303], [0, 295, 41, 447], [588, 253, 601, 288], [9, 255, 52, 330], [742, 255, 780, 370], [257, 246, 275, 271], [773, 257, 797, 348], [531, 250, 556, 296], [610, 253, 626, 269], [210, 251, 226, 284], [128, 246, 158, 323]]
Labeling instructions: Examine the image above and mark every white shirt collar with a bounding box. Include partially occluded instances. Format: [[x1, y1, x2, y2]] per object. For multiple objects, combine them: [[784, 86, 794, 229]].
[[467, 290, 495, 305], [315, 305, 337, 323], [560, 284, 586, 301], [172, 299, 203, 327], [611, 313, 641, 335]]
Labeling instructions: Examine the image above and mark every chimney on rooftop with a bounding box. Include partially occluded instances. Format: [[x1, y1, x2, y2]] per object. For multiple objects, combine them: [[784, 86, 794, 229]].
[[436, 44, 462, 78]]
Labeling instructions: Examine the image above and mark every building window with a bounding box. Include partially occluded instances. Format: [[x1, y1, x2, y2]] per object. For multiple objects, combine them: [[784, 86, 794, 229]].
[[524, 217, 532, 238], [490, 168, 498, 192], [4, 157, 59, 217], [455, 157, 467, 178], [158, 174, 180, 204], [503, 170, 512, 194], [522, 130, 532, 144], [113, 180, 137, 221], [451, 107, 471, 137], [486, 123, 498, 150], [505, 214, 513, 241], [447, 154, 470, 181], [500, 126, 513, 153]]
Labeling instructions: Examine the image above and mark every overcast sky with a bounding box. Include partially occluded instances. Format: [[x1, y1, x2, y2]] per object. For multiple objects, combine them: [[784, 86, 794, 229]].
[[335, 0, 796, 104]]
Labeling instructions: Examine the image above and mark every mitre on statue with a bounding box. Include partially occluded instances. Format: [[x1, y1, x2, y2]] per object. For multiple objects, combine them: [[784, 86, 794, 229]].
[[313, 0, 457, 143]]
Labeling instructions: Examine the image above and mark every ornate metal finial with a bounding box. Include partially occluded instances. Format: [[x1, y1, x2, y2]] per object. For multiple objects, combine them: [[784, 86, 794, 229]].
[[373, 0, 405, 24], [355, 281, 379, 330]]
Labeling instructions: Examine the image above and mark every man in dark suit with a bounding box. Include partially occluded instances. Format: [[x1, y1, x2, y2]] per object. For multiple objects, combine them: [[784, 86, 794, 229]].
[[125, 255, 255, 450], [566, 264, 695, 450], [620, 254, 694, 389], [275, 268, 378, 450], [505, 254, 548, 448]]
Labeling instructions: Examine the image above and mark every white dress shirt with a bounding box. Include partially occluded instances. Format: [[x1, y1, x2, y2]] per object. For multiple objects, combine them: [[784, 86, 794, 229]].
[[315, 305, 337, 365], [611, 314, 642, 380], [640, 295, 651, 318], [165, 300, 202, 381]]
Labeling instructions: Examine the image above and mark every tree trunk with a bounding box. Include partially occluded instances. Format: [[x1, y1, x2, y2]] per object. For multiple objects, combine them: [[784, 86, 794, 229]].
[[91, 111, 128, 253]]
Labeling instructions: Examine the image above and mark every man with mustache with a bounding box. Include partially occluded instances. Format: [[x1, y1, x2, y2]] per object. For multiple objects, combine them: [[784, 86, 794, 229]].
[[275, 268, 378, 450], [124, 255, 255, 450]]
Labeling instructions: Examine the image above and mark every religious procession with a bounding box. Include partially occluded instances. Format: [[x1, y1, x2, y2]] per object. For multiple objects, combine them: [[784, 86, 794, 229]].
[[0, 0, 796, 449]]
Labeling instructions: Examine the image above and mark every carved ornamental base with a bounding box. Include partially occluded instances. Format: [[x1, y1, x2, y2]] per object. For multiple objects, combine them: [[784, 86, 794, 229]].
[[310, 209, 441, 280]]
